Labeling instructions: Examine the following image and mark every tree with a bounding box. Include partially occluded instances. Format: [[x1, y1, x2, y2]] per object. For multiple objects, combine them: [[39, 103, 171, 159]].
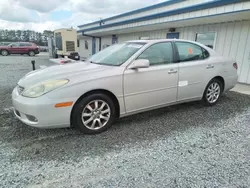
[[0, 29, 54, 46]]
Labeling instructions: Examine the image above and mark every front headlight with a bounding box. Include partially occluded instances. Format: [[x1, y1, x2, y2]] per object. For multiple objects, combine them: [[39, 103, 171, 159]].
[[22, 79, 69, 98]]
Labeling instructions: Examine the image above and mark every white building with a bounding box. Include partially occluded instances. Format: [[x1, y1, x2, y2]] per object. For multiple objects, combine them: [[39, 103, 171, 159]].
[[77, 0, 250, 84]]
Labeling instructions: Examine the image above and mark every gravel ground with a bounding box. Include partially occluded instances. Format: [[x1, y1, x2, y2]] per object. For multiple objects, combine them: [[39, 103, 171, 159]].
[[0, 54, 250, 187]]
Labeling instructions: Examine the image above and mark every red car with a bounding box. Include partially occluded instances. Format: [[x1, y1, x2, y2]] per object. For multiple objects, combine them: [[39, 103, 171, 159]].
[[0, 42, 40, 56]]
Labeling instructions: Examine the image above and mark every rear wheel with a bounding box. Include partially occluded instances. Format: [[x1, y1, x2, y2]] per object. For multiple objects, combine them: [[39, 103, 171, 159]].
[[203, 79, 222, 106], [28, 51, 35, 56], [1, 50, 8, 56], [72, 93, 116, 134]]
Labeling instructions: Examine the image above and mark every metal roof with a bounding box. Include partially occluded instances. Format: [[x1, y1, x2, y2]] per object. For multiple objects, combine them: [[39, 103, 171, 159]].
[[78, 0, 185, 27], [78, 0, 242, 34]]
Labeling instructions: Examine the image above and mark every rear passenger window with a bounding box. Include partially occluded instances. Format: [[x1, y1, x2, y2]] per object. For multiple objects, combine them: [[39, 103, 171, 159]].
[[20, 43, 32, 46], [175, 42, 209, 62]]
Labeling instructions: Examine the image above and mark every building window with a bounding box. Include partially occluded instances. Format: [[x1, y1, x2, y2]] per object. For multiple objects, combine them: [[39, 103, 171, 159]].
[[195, 32, 216, 49], [85, 40, 88, 50], [112, 35, 118, 44]]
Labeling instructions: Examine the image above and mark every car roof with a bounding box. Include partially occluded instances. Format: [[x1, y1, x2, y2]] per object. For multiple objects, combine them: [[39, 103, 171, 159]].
[[127, 39, 219, 56], [127, 39, 198, 43]]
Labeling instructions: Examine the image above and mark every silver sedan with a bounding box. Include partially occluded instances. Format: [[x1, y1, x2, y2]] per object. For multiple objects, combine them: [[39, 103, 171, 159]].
[[12, 39, 238, 134]]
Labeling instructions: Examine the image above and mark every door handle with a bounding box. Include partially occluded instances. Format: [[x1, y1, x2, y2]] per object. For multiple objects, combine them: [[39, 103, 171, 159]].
[[206, 64, 214, 69], [168, 69, 178, 74]]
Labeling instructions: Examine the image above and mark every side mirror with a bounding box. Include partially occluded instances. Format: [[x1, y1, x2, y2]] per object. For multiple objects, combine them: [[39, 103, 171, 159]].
[[129, 59, 150, 69]]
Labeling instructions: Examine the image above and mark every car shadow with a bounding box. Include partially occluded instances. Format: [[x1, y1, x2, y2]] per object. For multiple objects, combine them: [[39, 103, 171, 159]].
[[2, 91, 250, 162]]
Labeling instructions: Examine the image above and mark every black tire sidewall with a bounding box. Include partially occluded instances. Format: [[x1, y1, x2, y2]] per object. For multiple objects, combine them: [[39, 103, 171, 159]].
[[203, 79, 222, 106], [72, 93, 116, 134]]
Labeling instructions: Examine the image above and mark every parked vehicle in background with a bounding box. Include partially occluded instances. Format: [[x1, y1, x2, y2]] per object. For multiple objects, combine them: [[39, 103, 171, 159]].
[[39, 46, 49, 52], [0, 42, 39, 56], [12, 39, 238, 134], [68, 52, 80, 60], [54, 28, 78, 58], [0, 42, 12, 46]]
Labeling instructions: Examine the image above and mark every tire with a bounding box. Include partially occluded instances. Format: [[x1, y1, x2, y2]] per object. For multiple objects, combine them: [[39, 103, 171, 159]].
[[1, 50, 8, 56], [72, 93, 116, 134], [28, 51, 35, 56], [202, 78, 223, 106]]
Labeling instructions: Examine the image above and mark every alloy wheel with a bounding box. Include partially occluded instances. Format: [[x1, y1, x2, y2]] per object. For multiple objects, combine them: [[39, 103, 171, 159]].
[[206, 82, 221, 103], [81, 100, 111, 130]]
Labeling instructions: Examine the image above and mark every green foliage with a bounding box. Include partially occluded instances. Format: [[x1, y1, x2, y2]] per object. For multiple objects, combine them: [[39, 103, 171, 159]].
[[0, 29, 54, 46]]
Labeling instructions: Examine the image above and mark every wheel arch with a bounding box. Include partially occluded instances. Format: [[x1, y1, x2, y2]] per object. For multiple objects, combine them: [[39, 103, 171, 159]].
[[0, 49, 9, 54], [212, 76, 225, 92], [70, 89, 120, 126]]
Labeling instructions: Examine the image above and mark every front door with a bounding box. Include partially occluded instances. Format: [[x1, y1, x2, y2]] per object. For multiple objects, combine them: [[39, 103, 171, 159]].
[[123, 42, 178, 113], [174, 41, 214, 101], [9, 43, 20, 54]]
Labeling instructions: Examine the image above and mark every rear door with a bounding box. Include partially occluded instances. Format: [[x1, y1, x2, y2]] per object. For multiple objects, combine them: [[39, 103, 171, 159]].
[[174, 41, 213, 101], [19, 43, 30, 53]]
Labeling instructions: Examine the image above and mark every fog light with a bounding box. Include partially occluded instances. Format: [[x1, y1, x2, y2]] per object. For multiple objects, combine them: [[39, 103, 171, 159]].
[[26, 114, 38, 122]]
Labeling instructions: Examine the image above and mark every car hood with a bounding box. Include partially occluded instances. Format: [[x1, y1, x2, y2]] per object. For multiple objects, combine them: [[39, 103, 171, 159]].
[[18, 62, 111, 88]]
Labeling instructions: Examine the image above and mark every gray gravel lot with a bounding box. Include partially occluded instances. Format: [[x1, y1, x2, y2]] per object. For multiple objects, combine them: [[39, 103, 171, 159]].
[[0, 54, 250, 187]]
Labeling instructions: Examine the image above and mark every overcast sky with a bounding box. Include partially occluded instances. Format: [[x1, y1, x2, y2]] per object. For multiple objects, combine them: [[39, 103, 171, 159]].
[[0, 0, 166, 32]]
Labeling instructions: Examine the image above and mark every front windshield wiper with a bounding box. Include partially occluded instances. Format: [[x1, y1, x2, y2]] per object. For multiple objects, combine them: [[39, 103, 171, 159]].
[[88, 61, 118, 66]]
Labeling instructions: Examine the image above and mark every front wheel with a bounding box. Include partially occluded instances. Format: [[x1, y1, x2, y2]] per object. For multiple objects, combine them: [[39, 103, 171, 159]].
[[203, 79, 222, 106], [72, 93, 116, 134]]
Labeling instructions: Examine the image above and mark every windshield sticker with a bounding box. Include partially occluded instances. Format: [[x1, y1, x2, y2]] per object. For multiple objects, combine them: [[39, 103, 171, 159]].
[[127, 44, 143, 48], [188, 48, 193, 54]]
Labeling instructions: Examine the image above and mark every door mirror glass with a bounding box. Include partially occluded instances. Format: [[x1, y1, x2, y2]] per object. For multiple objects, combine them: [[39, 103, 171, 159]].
[[129, 59, 150, 69]]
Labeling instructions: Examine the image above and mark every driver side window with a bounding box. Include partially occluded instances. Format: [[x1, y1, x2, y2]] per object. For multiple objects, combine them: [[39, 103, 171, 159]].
[[137, 42, 173, 66]]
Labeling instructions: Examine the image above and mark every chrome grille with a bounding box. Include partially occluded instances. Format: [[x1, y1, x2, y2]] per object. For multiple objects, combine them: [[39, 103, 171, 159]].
[[17, 85, 25, 94]]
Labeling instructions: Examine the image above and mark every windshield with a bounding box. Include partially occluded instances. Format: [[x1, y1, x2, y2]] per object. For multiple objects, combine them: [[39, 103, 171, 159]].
[[87, 42, 146, 66]]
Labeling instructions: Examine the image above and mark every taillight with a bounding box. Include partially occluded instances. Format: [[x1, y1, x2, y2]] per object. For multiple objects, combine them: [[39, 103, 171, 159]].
[[233, 63, 238, 70]]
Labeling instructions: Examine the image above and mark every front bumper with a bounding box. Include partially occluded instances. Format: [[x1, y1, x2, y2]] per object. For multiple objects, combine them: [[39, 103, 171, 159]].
[[12, 87, 75, 128]]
